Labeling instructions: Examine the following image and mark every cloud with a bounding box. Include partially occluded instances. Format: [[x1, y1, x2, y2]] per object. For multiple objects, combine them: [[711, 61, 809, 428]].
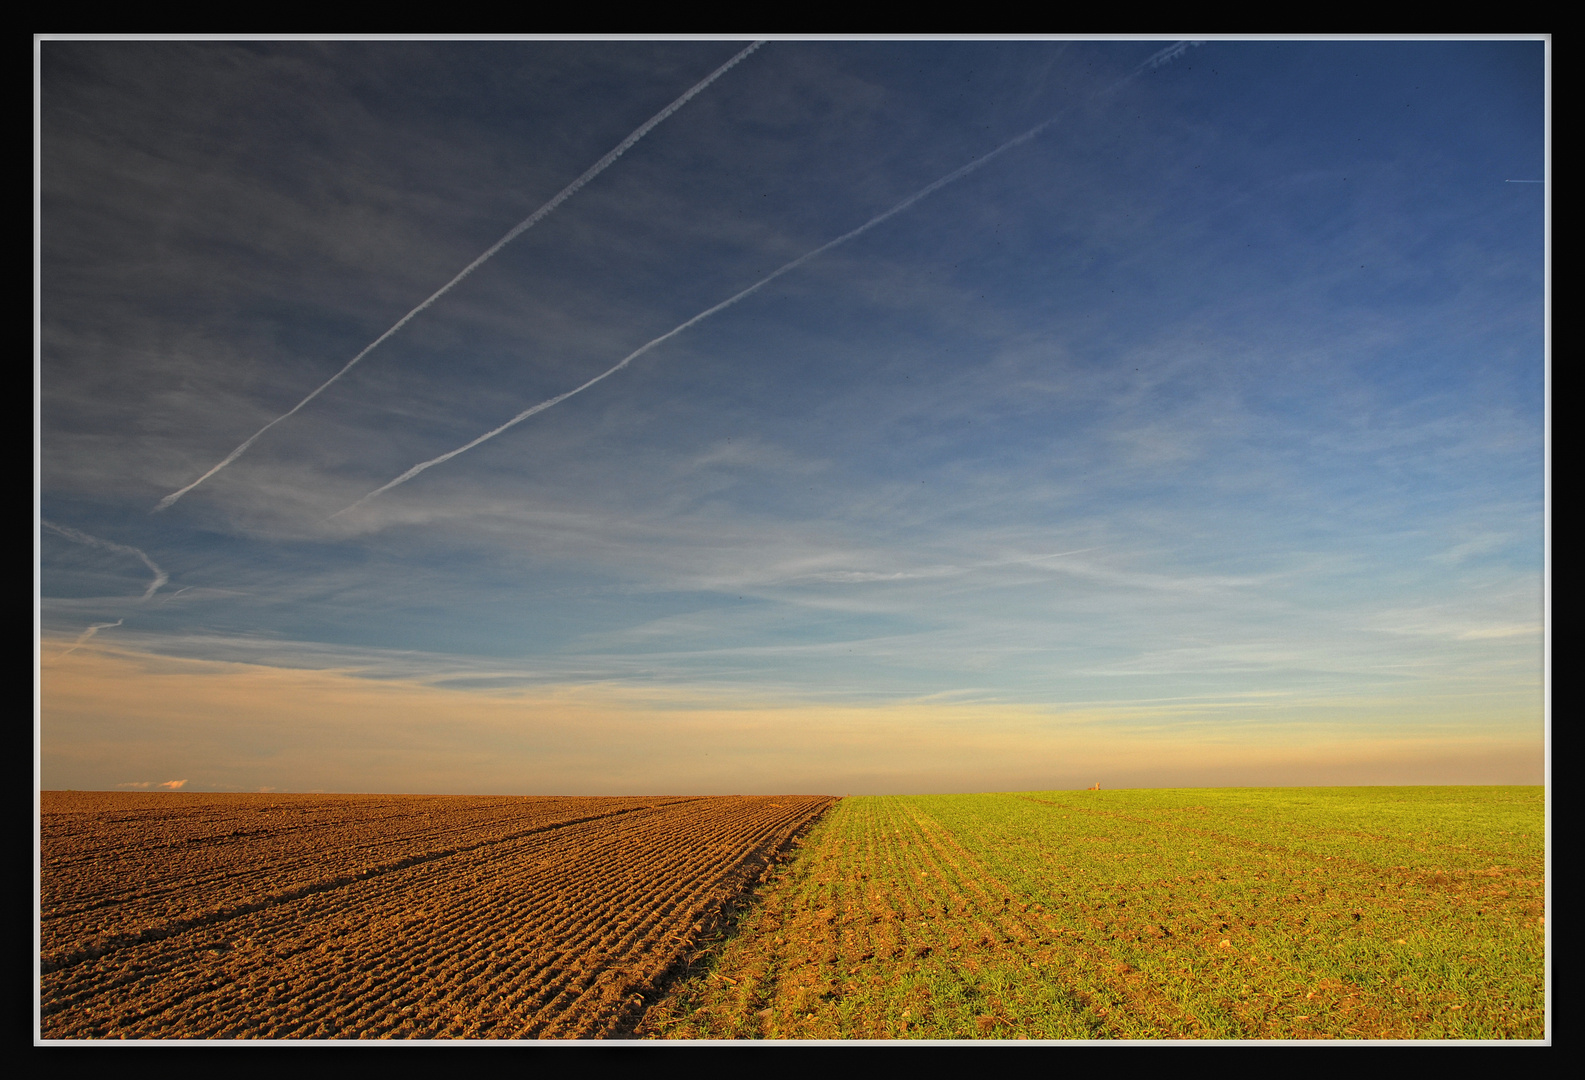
[[335, 41, 1209, 516], [1369, 586, 1543, 645], [59, 619, 123, 658], [41, 520, 171, 653], [154, 42, 766, 511], [41, 642, 1542, 795], [41, 521, 167, 601], [39, 42, 1543, 797], [1144, 41, 1204, 70]]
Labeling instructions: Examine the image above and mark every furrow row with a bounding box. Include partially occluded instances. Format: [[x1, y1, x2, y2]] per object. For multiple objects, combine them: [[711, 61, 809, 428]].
[[41, 793, 834, 1039], [42, 799, 699, 969], [43, 795, 689, 932]]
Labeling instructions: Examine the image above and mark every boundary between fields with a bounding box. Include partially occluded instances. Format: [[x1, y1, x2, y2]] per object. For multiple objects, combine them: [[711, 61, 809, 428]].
[[612, 797, 839, 1039]]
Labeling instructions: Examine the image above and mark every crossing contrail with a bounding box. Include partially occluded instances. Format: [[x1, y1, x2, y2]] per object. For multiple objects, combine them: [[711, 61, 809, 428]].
[[42, 520, 168, 600], [155, 41, 767, 513], [336, 42, 1202, 517]]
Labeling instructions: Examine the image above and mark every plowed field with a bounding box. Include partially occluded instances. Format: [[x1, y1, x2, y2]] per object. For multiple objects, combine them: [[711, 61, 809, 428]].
[[40, 791, 833, 1039]]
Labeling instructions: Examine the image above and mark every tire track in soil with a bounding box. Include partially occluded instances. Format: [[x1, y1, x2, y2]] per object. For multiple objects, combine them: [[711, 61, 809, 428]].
[[645, 797, 1008, 1039], [644, 796, 1200, 1040], [40, 797, 590, 927], [42, 795, 682, 952], [40, 793, 834, 1039], [42, 797, 698, 974], [897, 801, 1202, 1038], [601, 800, 833, 1040], [540, 799, 827, 1038], [44, 799, 725, 1034]]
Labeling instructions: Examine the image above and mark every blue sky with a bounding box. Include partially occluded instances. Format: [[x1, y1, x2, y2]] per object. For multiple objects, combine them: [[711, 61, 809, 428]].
[[37, 38, 1546, 793]]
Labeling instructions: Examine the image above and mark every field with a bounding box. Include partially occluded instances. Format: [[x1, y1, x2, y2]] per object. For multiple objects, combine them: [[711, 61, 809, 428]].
[[38, 787, 1545, 1041], [39, 791, 833, 1039], [640, 788, 1546, 1040]]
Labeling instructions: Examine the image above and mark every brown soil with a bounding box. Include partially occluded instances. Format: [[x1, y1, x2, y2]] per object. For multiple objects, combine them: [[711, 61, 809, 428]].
[[39, 791, 834, 1040]]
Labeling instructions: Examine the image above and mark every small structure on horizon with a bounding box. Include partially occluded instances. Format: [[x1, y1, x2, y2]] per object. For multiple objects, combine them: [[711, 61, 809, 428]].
[[1087, 782, 1101, 791]]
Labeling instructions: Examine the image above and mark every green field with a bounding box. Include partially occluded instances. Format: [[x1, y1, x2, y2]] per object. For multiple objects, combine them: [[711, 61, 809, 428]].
[[638, 788, 1546, 1040]]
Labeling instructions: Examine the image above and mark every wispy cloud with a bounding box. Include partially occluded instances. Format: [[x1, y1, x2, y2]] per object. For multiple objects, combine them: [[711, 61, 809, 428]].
[[42, 520, 171, 653], [334, 42, 1206, 516], [155, 42, 766, 511], [59, 619, 123, 658], [1144, 41, 1204, 69], [41, 520, 168, 600], [40, 42, 1543, 792], [45, 645, 1539, 794]]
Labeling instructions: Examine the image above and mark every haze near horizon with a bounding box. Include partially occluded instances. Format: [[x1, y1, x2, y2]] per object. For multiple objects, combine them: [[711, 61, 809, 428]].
[[38, 39, 1546, 794]]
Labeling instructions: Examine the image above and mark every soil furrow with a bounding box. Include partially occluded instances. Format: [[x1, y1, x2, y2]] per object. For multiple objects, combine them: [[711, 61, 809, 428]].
[[40, 791, 833, 1039], [42, 799, 697, 974]]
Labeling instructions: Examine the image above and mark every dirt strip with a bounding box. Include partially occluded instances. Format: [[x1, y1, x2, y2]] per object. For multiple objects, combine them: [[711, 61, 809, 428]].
[[40, 791, 834, 1039]]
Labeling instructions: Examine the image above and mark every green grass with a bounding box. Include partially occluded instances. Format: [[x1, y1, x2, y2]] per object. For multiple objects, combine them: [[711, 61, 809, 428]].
[[638, 788, 1545, 1040]]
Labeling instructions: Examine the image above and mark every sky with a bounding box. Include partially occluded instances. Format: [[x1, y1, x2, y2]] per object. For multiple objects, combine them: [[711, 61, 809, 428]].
[[36, 37, 1547, 794]]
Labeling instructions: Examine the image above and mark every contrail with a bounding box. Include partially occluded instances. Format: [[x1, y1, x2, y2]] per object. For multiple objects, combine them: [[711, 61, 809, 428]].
[[336, 42, 1201, 517], [155, 41, 768, 513], [42, 520, 168, 600], [60, 619, 123, 658], [1020, 547, 1102, 564], [1144, 40, 1203, 68]]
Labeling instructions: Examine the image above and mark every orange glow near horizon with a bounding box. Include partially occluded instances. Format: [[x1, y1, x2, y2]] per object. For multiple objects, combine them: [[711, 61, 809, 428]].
[[39, 641, 1542, 795]]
